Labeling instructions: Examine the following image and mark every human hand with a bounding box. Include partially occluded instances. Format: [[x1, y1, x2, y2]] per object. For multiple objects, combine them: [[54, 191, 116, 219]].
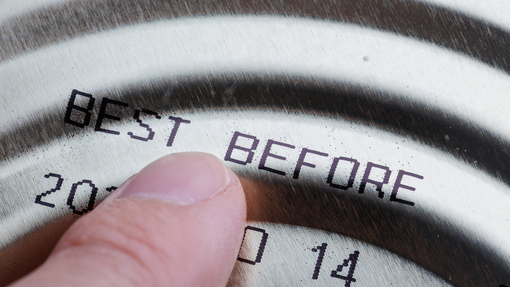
[[10, 152, 247, 287]]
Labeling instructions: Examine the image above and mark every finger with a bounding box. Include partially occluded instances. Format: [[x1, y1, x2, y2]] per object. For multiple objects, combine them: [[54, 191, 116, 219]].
[[11, 152, 247, 287]]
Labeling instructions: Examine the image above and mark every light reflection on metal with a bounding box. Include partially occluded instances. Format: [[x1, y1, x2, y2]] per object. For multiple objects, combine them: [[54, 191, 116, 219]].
[[1, 1, 509, 286]]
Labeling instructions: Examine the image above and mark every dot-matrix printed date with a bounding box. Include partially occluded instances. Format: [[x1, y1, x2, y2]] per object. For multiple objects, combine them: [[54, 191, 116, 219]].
[[237, 226, 360, 286], [34, 172, 116, 215]]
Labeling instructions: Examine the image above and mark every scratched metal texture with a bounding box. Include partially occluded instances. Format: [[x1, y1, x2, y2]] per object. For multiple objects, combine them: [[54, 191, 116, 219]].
[[1, 1, 510, 286]]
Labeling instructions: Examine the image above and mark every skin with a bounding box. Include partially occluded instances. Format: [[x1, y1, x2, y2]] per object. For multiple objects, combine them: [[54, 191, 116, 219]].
[[10, 152, 247, 287]]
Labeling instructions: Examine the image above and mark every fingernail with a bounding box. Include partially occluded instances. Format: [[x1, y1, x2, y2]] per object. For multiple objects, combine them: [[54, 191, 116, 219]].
[[119, 152, 230, 205]]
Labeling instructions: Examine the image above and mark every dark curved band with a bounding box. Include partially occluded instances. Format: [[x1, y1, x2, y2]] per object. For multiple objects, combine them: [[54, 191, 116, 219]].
[[2, 0, 510, 75]]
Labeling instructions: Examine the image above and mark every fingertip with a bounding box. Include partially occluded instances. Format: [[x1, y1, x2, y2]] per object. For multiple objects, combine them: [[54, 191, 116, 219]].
[[11, 153, 247, 287], [120, 152, 231, 205]]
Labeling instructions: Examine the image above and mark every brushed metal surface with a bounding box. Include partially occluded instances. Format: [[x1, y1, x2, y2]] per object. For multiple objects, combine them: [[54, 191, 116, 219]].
[[1, 1, 509, 286], [229, 223, 451, 286]]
